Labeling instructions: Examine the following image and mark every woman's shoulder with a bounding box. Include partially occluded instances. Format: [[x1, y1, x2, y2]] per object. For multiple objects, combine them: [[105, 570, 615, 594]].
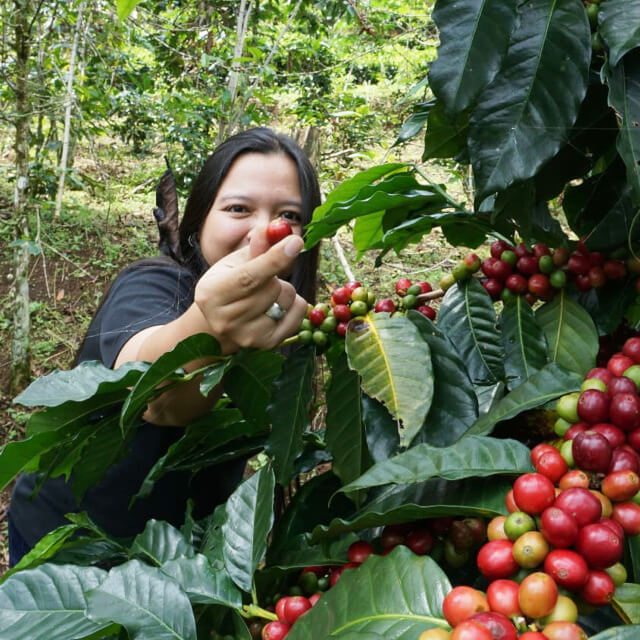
[[112, 256, 196, 290]]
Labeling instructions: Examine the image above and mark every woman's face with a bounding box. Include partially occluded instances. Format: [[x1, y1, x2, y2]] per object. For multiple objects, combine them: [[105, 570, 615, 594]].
[[199, 152, 303, 267]]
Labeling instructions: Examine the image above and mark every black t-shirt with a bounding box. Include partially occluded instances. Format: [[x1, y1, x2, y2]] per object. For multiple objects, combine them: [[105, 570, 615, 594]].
[[10, 259, 244, 547]]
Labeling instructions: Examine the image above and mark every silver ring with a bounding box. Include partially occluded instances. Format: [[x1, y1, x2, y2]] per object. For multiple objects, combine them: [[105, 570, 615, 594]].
[[265, 302, 286, 321]]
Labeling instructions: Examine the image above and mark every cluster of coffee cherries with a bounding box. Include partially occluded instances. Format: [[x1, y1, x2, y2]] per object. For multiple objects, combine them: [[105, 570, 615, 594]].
[[296, 277, 438, 346], [444, 240, 629, 304], [297, 281, 376, 347], [444, 437, 640, 640], [257, 517, 487, 639]]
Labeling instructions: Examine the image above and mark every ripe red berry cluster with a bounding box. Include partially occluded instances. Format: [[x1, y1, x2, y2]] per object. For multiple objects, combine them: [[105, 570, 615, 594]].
[[445, 239, 629, 305], [297, 281, 375, 346], [374, 277, 437, 320]]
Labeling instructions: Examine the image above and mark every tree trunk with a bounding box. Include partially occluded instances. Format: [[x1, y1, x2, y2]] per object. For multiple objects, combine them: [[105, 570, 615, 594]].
[[9, 0, 33, 395], [54, 0, 86, 217], [216, 0, 253, 144]]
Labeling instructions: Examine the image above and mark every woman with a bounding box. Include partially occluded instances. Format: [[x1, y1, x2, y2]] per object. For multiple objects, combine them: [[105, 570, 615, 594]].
[[8, 127, 320, 566]]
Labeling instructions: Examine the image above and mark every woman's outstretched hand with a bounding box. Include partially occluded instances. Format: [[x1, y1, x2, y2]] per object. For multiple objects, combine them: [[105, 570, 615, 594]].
[[194, 229, 308, 353]]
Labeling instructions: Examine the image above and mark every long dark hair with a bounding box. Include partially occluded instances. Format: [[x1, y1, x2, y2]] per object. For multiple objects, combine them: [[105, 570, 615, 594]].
[[179, 127, 320, 303]]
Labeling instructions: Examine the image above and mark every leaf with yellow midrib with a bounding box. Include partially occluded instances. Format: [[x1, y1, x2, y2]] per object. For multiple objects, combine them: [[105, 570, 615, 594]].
[[345, 313, 433, 448]]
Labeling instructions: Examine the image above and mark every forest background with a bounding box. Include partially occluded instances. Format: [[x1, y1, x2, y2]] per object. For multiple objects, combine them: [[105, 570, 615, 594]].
[[0, 0, 467, 573]]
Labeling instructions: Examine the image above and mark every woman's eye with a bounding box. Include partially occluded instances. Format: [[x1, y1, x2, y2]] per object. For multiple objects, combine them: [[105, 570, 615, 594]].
[[281, 211, 302, 223], [227, 205, 248, 213]]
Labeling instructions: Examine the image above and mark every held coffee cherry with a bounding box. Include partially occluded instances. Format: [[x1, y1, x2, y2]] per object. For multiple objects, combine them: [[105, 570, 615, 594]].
[[266, 219, 293, 245]]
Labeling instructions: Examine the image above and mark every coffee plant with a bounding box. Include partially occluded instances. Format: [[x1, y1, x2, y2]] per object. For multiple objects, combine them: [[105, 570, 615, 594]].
[[2, 0, 640, 638]]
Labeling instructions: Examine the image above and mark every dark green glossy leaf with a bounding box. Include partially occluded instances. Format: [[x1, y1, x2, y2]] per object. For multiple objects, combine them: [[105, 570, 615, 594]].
[[312, 476, 510, 541], [361, 395, 400, 462], [346, 313, 433, 448], [222, 466, 275, 592], [499, 297, 549, 389], [130, 519, 195, 565], [438, 278, 505, 385], [159, 554, 242, 608], [132, 408, 257, 503], [429, 0, 517, 113], [469, 0, 591, 200], [574, 281, 637, 336], [606, 49, 640, 204], [199, 360, 231, 397], [0, 564, 108, 640], [267, 472, 353, 566], [475, 382, 506, 415], [393, 101, 434, 146], [599, 0, 640, 66], [590, 626, 640, 640], [468, 362, 583, 436], [627, 534, 640, 583], [409, 312, 478, 446], [340, 436, 532, 494], [14, 360, 148, 407], [120, 333, 222, 434], [224, 349, 284, 428], [287, 547, 450, 639], [422, 101, 469, 160], [535, 290, 599, 376], [266, 534, 356, 572], [326, 351, 369, 488], [613, 583, 640, 624], [85, 559, 197, 639], [266, 346, 315, 484]]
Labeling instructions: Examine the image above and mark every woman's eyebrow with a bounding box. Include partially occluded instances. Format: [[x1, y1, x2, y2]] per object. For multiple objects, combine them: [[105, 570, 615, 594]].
[[218, 194, 302, 207]]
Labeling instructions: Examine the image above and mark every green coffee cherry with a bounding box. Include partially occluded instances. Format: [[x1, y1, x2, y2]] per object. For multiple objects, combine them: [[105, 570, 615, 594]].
[[298, 330, 313, 345]]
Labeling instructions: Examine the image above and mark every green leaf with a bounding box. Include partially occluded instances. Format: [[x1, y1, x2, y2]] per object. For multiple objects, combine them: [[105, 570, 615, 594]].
[[326, 352, 369, 489], [606, 49, 640, 204], [305, 172, 448, 248], [0, 564, 109, 640], [475, 382, 506, 416], [423, 102, 469, 160], [574, 281, 637, 336], [130, 520, 196, 566], [0, 524, 81, 583], [120, 334, 222, 434], [627, 534, 640, 583], [265, 346, 315, 484], [224, 350, 284, 428], [85, 560, 197, 639], [429, 0, 517, 113], [132, 408, 259, 503], [499, 297, 549, 389], [589, 626, 640, 640], [467, 362, 582, 436], [312, 476, 510, 541], [266, 472, 353, 567], [340, 436, 532, 494], [613, 583, 640, 624], [535, 290, 599, 376], [116, 0, 144, 21], [469, 0, 591, 201], [222, 466, 275, 592], [199, 360, 231, 397], [437, 278, 505, 385], [408, 312, 479, 446], [0, 430, 74, 492], [353, 211, 385, 254], [14, 360, 148, 407], [345, 313, 433, 448], [598, 0, 640, 66], [393, 101, 434, 146], [361, 395, 400, 462], [159, 555, 242, 608], [287, 546, 450, 639]]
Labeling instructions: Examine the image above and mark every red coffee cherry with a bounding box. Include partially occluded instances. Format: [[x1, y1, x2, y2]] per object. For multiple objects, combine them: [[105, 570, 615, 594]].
[[266, 219, 293, 245]]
